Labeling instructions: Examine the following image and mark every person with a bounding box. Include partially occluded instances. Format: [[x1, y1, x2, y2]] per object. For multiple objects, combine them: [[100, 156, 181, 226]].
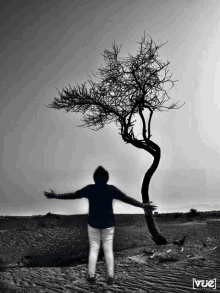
[[44, 166, 157, 285]]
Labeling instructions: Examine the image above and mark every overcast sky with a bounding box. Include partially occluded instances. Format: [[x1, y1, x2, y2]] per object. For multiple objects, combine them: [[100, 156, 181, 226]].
[[1, 0, 220, 216]]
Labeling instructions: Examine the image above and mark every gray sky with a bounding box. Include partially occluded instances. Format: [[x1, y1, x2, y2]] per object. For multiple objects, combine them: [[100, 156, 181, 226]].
[[1, 0, 220, 216]]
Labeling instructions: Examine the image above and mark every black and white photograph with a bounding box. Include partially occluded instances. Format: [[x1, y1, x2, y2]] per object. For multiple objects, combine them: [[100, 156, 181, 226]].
[[1, 0, 220, 292]]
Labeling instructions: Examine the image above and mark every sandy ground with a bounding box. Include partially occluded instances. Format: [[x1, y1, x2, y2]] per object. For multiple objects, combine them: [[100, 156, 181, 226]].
[[0, 219, 219, 292]]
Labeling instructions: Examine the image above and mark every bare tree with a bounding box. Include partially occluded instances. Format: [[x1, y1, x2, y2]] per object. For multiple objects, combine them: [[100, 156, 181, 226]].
[[46, 33, 184, 245]]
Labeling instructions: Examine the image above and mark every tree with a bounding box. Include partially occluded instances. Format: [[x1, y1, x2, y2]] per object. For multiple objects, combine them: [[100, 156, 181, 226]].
[[46, 33, 184, 245], [187, 209, 199, 218]]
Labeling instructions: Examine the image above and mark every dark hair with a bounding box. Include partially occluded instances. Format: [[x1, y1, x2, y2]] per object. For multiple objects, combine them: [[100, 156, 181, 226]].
[[93, 166, 109, 184]]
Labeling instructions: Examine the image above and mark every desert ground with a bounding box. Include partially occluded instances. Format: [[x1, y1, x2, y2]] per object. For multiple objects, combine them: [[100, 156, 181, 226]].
[[0, 214, 219, 292]]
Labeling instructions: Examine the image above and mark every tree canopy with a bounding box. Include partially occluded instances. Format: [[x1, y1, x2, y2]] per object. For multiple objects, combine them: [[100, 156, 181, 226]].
[[46, 34, 183, 146]]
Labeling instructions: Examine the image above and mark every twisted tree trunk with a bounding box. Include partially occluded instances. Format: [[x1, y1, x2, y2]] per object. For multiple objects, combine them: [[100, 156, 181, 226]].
[[141, 147, 169, 245], [120, 119, 169, 245], [124, 135, 169, 245]]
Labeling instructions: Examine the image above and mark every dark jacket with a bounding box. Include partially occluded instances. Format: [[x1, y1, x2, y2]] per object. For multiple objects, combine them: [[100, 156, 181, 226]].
[[56, 184, 144, 229]]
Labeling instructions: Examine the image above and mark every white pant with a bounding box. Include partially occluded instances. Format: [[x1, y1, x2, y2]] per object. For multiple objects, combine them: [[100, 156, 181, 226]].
[[87, 224, 115, 277]]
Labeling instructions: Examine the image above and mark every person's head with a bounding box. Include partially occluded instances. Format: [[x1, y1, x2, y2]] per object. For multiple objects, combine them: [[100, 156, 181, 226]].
[[93, 166, 109, 185]]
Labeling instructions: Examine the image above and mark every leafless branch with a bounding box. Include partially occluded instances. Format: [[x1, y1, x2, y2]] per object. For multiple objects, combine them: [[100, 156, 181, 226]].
[[46, 32, 184, 142]]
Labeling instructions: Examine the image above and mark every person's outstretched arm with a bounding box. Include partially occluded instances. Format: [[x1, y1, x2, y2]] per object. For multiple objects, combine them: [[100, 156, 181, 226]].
[[122, 195, 157, 211], [44, 185, 91, 200], [110, 185, 157, 212]]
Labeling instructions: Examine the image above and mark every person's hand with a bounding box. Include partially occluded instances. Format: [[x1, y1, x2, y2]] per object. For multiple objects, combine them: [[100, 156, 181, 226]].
[[142, 201, 157, 212], [44, 189, 57, 199]]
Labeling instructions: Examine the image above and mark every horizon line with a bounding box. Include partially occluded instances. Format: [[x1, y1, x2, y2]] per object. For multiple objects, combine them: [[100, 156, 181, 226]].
[[1, 210, 220, 217]]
